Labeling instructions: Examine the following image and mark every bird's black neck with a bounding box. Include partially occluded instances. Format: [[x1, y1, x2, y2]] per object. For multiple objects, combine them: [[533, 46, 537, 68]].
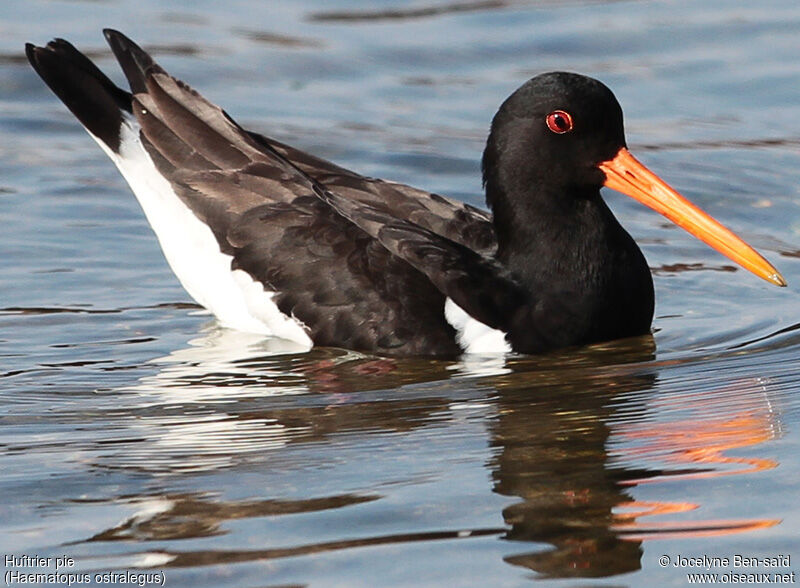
[[485, 177, 655, 351]]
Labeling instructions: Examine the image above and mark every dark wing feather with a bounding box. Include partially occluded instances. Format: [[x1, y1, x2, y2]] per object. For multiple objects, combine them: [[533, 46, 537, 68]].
[[310, 185, 527, 332], [251, 133, 497, 255]]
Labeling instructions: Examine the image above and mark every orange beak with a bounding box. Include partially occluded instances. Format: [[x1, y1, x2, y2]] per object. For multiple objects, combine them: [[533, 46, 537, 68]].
[[599, 148, 786, 287]]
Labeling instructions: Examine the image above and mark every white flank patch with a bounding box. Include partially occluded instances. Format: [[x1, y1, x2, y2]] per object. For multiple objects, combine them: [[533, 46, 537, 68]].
[[86, 114, 313, 348], [231, 269, 315, 344], [444, 297, 511, 354]]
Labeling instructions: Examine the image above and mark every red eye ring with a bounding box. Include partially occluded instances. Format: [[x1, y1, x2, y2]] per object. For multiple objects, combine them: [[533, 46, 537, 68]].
[[545, 110, 574, 134]]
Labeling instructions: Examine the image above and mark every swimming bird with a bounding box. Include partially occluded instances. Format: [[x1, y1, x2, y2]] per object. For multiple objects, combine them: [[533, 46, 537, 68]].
[[26, 30, 785, 357]]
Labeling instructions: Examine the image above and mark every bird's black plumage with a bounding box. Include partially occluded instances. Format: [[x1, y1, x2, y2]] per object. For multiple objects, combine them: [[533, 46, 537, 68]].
[[26, 30, 663, 357]]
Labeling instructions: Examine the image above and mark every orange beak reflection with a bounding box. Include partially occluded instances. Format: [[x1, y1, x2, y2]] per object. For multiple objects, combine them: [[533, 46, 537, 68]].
[[599, 148, 786, 287]]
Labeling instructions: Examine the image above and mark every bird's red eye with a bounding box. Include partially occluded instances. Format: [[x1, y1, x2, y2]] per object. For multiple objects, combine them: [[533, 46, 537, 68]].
[[545, 110, 574, 134]]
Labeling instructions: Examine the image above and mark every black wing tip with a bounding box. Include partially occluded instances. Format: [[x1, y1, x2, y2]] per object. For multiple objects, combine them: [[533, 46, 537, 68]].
[[103, 28, 143, 62], [103, 28, 165, 94], [102, 28, 123, 41]]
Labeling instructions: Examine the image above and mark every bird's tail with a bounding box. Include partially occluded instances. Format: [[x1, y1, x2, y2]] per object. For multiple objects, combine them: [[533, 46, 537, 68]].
[[26, 36, 132, 153]]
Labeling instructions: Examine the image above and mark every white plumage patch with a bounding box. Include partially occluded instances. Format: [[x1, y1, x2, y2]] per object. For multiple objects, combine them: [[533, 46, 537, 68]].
[[444, 298, 511, 354], [87, 113, 313, 348]]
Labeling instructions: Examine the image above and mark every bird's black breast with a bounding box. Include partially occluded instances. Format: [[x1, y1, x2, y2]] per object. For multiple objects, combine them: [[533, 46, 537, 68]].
[[499, 197, 654, 354]]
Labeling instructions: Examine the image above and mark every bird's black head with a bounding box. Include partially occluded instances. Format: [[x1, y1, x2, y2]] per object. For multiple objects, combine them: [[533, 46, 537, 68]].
[[481, 71, 786, 289], [482, 72, 626, 208]]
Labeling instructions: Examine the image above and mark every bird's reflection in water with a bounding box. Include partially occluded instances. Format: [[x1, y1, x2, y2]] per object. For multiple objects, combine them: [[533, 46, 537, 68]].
[[87, 328, 782, 579], [488, 369, 649, 577]]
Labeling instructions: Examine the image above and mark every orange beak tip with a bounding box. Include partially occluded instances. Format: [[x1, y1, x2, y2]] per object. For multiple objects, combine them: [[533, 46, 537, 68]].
[[769, 272, 788, 287]]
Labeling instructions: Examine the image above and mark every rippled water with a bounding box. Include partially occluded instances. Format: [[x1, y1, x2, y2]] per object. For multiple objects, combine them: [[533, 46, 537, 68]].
[[2, 1, 800, 586]]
